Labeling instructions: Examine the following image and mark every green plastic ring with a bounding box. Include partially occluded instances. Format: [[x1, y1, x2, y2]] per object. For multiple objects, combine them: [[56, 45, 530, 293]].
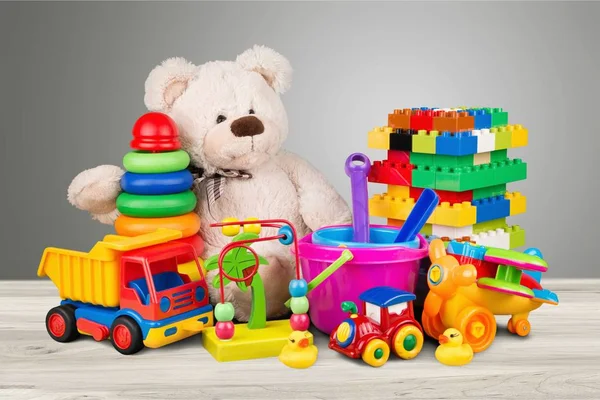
[[123, 150, 190, 174], [116, 191, 197, 218]]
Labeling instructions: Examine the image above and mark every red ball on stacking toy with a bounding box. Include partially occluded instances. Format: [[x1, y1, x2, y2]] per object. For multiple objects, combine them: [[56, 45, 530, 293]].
[[215, 321, 235, 340], [290, 313, 310, 331], [131, 112, 181, 151]]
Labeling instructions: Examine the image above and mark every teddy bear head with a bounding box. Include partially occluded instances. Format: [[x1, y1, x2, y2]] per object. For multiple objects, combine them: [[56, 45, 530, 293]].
[[144, 45, 293, 174]]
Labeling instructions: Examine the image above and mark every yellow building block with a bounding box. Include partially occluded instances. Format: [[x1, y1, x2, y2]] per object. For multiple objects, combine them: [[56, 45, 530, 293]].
[[505, 191, 527, 215], [511, 124, 528, 148], [434, 201, 477, 227], [369, 194, 429, 222], [368, 126, 393, 150], [201, 320, 312, 362], [178, 258, 206, 282], [387, 185, 410, 198]]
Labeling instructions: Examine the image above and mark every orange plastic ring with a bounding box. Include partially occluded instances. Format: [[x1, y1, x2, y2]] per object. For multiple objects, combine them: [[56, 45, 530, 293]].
[[115, 212, 201, 238]]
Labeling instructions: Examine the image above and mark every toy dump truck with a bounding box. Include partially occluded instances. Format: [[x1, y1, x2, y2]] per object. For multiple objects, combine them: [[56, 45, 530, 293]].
[[38, 228, 213, 355]]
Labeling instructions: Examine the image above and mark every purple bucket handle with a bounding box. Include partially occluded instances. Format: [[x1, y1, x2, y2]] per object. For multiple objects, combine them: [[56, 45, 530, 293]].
[[344, 153, 371, 243]]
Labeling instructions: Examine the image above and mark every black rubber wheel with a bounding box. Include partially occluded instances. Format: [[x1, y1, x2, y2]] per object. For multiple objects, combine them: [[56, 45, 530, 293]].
[[45, 305, 80, 343], [110, 316, 144, 355]]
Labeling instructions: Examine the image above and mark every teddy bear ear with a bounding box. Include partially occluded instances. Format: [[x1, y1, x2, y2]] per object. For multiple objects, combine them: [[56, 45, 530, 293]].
[[144, 57, 198, 111], [236, 45, 293, 94]]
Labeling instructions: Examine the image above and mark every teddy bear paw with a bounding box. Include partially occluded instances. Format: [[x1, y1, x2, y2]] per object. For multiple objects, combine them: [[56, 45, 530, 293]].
[[68, 165, 124, 222]]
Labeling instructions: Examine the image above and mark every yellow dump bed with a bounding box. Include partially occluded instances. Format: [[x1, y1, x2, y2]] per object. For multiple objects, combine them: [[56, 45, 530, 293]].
[[37, 229, 183, 307]]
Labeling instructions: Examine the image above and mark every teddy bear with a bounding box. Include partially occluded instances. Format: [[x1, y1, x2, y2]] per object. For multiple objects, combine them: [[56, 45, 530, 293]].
[[67, 45, 352, 322]]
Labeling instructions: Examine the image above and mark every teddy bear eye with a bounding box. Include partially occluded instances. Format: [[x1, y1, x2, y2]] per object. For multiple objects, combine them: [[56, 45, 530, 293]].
[[249, 109, 255, 115], [216, 115, 227, 124]]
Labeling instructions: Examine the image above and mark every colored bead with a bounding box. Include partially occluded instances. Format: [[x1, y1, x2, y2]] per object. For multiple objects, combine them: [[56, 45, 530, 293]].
[[278, 225, 294, 245], [290, 313, 310, 331], [215, 302, 235, 322], [290, 296, 309, 314], [289, 279, 308, 297], [215, 321, 235, 341], [243, 217, 261, 235], [221, 217, 240, 237]]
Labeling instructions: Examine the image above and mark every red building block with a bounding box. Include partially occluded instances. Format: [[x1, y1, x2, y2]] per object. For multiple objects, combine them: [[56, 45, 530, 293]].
[[387, 150, 410, 163], [433, 110, 475, 133], [388, 109, 412, 130], [369, 160, 413, 186], [410, 109, 435, 131], [409, 187, 474, 204]]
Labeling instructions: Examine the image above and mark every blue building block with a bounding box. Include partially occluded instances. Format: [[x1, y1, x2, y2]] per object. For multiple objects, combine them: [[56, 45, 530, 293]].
[[436, 131, 478, 156], [472, 195, 510, 223], [447, 240, 487, 260], [467, 109, 492, 130]]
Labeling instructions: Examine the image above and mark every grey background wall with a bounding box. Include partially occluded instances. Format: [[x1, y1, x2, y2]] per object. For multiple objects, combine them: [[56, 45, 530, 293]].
[[1, 1, 598, 279]]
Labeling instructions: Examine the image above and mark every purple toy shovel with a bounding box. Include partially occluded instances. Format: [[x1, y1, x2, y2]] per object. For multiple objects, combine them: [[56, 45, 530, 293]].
[[344, 153, 371, 243]]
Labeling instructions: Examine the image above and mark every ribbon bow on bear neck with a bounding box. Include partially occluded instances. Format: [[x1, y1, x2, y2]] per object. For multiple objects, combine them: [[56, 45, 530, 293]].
[[189, 166, 253, 211]]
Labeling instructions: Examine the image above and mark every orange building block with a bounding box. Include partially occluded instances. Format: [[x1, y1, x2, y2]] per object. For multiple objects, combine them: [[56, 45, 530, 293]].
[[388, 109, 412, 130], [433, 111, 474, 133]]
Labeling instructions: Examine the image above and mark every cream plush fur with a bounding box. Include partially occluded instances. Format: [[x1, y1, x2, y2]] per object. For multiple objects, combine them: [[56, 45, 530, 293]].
[[68, 46, 352, 321]]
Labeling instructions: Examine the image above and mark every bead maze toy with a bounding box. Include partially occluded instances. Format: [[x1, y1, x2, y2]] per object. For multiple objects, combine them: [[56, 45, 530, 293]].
[[296, 153, 435, 334], [38, 229, 212, 355], [329, 286, 424, 367], [115, 112, 205, 281], [201, 218, 353, 362], [422, 238, 558, 352], [367, 107, 527, 250]]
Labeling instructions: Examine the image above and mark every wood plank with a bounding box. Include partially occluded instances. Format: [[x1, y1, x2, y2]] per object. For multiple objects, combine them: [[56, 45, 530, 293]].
[[1, 280, 599, 399]]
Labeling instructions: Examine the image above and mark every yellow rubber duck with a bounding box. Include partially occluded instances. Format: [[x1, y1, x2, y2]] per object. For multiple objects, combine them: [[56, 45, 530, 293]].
[[435, 328, 474, 366], [278, 331, 318, 369]]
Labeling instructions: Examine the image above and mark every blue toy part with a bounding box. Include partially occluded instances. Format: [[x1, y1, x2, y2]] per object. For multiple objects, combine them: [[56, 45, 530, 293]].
[[523, 248, 544, 282], [128, 272, 185, 305], [278, 225, 294, 245], [446, 240, 487, 260], [336, 318, 357, 348], [467, 109, 492, 130], [289, 279, 308, 297], [120, 170, 194, 195], [62, 299, 212, 340], [436, 131, 478, 156], [532, 289, 559, 304], [311, 226, 420, 249], [394, 188, 439, 243], [472, 195, 511, 223], [359, 286, 416, 307]]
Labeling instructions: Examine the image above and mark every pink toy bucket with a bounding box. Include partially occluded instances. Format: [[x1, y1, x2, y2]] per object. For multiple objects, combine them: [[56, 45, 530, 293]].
[[293, 227, 428, 335]]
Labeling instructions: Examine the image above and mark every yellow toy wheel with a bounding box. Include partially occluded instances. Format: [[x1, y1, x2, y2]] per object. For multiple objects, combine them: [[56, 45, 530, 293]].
[[361, 338, 390, 367], [392, 324, 424, 360], [422, 312, 446, 340], [457, 306, 496, 353], [514, 319, 531, 337]]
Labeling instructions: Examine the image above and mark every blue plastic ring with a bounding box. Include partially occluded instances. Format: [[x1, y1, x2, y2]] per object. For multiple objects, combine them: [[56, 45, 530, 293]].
[[278, 225, 294, 245], [121, 170, 194, 195]]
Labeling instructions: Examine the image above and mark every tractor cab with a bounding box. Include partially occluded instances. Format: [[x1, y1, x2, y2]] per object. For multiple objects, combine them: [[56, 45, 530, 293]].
[[120, 241, 208, 321], [359, 287, 417, 331]]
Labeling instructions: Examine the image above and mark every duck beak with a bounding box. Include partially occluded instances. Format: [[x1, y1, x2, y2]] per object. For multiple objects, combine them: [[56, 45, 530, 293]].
[[438, 334, 449, 344], [299, 338, 309, 348]]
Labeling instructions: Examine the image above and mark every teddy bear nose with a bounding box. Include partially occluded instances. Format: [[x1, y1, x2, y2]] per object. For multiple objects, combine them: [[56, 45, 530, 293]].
[[230, 116, 265, 137]]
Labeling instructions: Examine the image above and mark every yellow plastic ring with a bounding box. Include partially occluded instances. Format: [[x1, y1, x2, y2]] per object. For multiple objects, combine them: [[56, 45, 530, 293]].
[[115, 212, 200, 238]]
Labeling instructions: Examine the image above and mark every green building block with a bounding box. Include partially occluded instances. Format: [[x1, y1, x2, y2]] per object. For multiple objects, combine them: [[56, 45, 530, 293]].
[[490, 149, 508, 163], [412, 130, 438, 154], [410, 153, 474, 168], [486, 107, 509, 127], [494, 159, 527, 184], [493, 127, 512, 150], [410, 152, 434, 167], [473, 218, 507, 234], [472, 184, 507, 200], [412, 165, 436, 188], [507, 225, 526, 248], [419, 224, 433, 236], [434, 164, 494, 192]]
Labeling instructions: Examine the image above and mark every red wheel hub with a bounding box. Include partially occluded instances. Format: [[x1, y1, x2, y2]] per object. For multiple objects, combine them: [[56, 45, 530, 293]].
[[113, 324, 132, 349], [48, 314, 66, 337]]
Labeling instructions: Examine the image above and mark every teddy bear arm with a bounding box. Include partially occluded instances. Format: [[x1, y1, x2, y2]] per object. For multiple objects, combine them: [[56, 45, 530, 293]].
[[67, 164, 124, 225], [275, 151, 352, 231]]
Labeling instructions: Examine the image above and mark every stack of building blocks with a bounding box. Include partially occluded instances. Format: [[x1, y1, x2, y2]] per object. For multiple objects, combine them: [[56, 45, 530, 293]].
[[114, 112, 205, 279], [368, 107, 528, 249]]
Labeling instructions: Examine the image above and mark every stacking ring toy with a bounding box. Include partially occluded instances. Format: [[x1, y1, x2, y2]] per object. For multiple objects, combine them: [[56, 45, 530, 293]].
[[120, 170, 194, 195], [123, 150, 190, 174], [116, 191, 197, 218], [115, 212, 200, 238]]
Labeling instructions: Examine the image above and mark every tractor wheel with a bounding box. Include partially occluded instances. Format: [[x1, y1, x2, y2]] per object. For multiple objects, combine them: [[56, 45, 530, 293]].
[[46, 305, 80, 343], [110, 316, 144, 355], [361, 338, 390, 367], [457, 306, 496, 353]]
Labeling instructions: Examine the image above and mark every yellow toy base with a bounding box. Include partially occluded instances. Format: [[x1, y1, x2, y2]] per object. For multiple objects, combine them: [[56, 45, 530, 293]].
[[202, 320, 313, 362]]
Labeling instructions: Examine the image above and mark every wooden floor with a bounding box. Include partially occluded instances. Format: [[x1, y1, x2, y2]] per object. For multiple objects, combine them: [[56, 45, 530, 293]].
[[1, 280, 599, 400]]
